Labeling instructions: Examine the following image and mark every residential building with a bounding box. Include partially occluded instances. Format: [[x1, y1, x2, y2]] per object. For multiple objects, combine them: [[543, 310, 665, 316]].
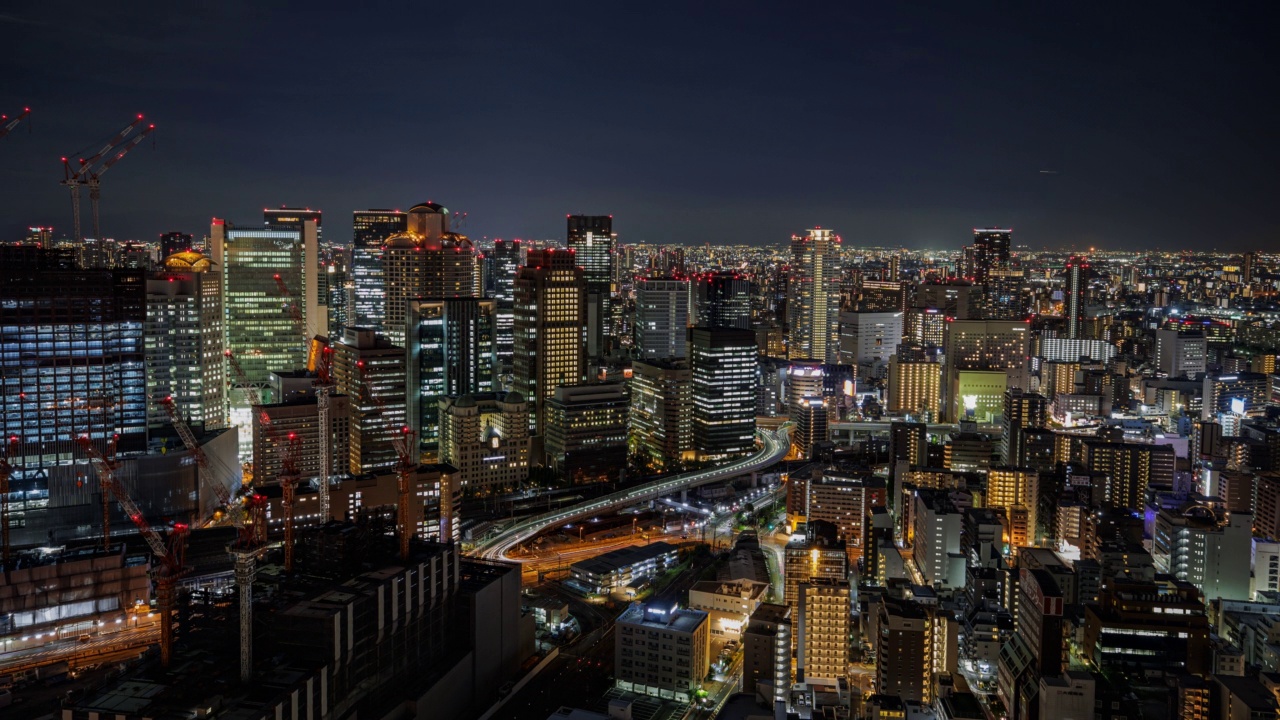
[[1152, 506, 1252, 602], [806, 473, 887, 562], [797, 577, 851, 682], [742, 603, 791, 701], [788, 228, 839, 362], [615, 602, 711, 704], [687, 579, 769, 640], [1001, 388, 1047, 467]]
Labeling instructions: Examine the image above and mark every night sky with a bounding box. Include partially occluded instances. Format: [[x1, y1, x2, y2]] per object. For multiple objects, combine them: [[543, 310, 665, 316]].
[[2, 2, 1276, 251]]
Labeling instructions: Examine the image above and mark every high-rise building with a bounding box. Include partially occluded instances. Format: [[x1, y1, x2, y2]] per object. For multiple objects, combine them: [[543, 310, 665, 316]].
[[567, 215, 616, 359], [159, 231, 193, 257], [211, 216, 320, 418], [969, 228, 1011, 284], [916, 280, 981, 320], [437, 392, 530, 495], [997, 567, 1067, 720], [1154, 328, 1207, 379], [332, 327, 406, 475], [889, 421, 928, 503], [543, 382, 629, 485], [784, 522, 848, 648], [743, 603, 791, 701], [874, 596, 958, 704], [987, 467, 1039, 547], [615, 602, 711, 705], [887, 348, 943, 420], [0, 248, 146, 469], [691, 327, 758, 459], [629, 359, 693, 471], [1001, 388, 1047, 466], [693, 271, 752, 329], [1082, 579, 1209, 678], [263, 207, 323, 236], [1244, 251, 1257, 284], [381, 203, 475, 346], [406, 298, 496, 449], [1063, 256, 1090, 340], [513, 248, 587, 435], [1152, 507, 1251, 602], [912, 488, 966, 589], [788, 228, 839, 362], [635, 277, 689, 360], [351, 209, 407, 332], [1078, 438, 1175, 510], [942, 318, 1031, 422], [797, 578, 851, 682], [806, 473, 887, 562], [837, 310, 903, 378], [250, 394, 351, 494], [145, 251, 225, 432], [490, 238, 522, 373]]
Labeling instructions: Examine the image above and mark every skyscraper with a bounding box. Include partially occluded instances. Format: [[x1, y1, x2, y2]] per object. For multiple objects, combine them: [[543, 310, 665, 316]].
[[351, 209, 407, 332], [1063, 256, 1090, 340], [332, 327, 406, 475], [969, 228, 1011, 283], [159, 231, 193, 257], [942, 318, 1031, 422], [406, 298, 496, 449], [691, 327, 758, 459], [693, 271, 751, 329], [629, 359, 693, 471], [513, 248, 587, 435], [787, 228, 839, 362], [490, 239, 522, 373], [211, 216, 319, 423], [635, 277, 689, 360], [381, 203, 475, 346], [145, 251, 225, 432], [567, 215, 616, 359], [1001, 388, 1047, 467]]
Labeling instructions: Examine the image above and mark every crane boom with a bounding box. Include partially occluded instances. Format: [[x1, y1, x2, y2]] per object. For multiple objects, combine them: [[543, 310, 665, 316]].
[[156, 395, 242, 526], [75, 435, 168, 559], [66, 114, 145, 182], [93, 124, 156, 179], [0, 108, 31, 141]]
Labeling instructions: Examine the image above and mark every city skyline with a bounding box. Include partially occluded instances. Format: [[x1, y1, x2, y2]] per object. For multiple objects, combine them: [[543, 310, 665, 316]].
[[2, 2, 1276, 250]]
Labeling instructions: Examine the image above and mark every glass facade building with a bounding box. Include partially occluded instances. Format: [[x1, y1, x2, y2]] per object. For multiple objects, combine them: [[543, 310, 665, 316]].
[[690, 327, 757, 459], [406, 298, 497, 450], [351, 209, 407, 333]]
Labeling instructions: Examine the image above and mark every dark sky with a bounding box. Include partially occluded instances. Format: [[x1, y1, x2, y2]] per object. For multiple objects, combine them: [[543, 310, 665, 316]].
[[1, 1, 1276, 251]]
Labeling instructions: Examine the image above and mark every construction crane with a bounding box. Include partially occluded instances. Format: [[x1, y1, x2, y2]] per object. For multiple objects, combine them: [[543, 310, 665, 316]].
[[358, 362, 417, 560], [155, 396, 242, 527], [272, 274, 336, 523], [0, 436, 20, 571], [60, 114, 155, 242], [228, 491, 268, 682], [278, 432, 303, 572], [73, 433, 121, 551], [76, 435, 189, 667], [0, 107, 31, 142]]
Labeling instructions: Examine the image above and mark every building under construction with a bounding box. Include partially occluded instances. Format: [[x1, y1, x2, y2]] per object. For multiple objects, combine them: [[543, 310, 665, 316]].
[[62, 521, 531, 720]]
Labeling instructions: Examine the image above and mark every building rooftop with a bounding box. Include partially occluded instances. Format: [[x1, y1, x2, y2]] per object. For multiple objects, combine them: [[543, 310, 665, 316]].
[[618, 602, 708, 635], [570, 541, 678, 576]]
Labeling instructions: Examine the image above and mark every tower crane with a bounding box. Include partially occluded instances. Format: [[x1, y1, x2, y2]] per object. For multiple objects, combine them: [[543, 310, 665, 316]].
[[0, 107, 30, 142], [358, 362, 417, 560], [60, 114, 155, 242], [279, 432, 303, 572], [155, 396, 243, 526], [76, 435, 189, 667], [273, 274, 336, 523], [1, 436, 20, 571], [229, 490, 268, 682], [73, 433, 121, 552]]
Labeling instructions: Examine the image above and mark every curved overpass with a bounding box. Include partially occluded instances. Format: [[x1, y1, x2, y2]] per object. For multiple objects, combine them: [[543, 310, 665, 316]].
[[472, 425, 792, 561]]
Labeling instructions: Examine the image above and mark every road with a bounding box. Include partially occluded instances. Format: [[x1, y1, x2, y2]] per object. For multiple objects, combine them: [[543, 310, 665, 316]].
[[1, 617, 160, 675], [473, 425, 791, 561]]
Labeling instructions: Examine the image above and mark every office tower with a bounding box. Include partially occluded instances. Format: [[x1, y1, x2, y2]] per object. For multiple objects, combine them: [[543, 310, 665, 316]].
[[635, 277, 689, 359], [250, 394, 351, 493], [1152, 508, 1251, 602], [513, 248, 587, 435], [544, 382, 629, 485], [1243, 251, 1257, 284], [490, 239, 522, 373], [1063, 256, 1090, 340], [264, 206, 323, 236], [145, 251, 226, 432], [381, 203, 475, 346], [856, 279, 911, 314], [211, 216, 320, 408], [743, 603, 791, 701], [615, 603, 711, 705], [406, 298, 496, 449], [916, 280, 980, 320], [691, 327, 758, 459], [1202, 372, 1268, 420], [837, 310, 903, 377], [905, 306, 946, 347], [970, 228, 1011, 284], [788, 228, 839, 362], [806, 473, 887, 562], [0, 248, 146, 468], [1082, 579, 1209, 678], [1154, 328, 1207, 378], [332, 327, 406, 475], [629, 359, 693, 471], [24, 225, 54, 247], [693, 271, 752, 329], [1078, 438, 1175, 510], [567, 215, 616, 359], [797, 578, 851, 682], [987, 468, 1039, 547], [159, 231, 193, 257], [942, 318, 1031, 422], [889, 421, 928, 488], [351, 209, 408, 332], [912, 489, 966, 589], [792, 397, 827, 460], [1001, 388, 1047, 466], [887, 349, 943, 419], [437, 392, 530, 495]]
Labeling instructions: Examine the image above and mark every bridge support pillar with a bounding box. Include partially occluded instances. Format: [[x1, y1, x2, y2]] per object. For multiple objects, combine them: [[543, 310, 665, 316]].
[[681, 488, 688, 504]]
